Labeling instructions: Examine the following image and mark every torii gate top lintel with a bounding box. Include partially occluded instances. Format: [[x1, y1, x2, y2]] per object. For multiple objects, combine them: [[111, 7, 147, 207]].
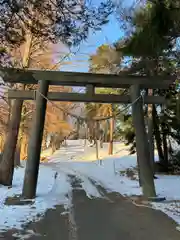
[[0, 67, 175, 104], [1, 67, 175, 89]]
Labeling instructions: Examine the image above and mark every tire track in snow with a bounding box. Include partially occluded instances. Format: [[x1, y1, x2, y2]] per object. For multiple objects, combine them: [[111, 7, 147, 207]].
[[48, 162, 104, 199]]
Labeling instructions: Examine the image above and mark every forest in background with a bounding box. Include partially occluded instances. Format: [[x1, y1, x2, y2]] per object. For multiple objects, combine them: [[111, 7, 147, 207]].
[[0, 0, 180, 196]]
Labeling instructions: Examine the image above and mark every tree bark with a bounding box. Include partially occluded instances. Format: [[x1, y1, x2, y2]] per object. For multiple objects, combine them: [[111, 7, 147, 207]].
[[42, 130, 48, 150], [14, 143, 21, 167], [8, 99, 12, 123], [95, 122, 99, 159], [95, 138, 99, 160], [76, 119, 80, 139], [15, 124, 24, 166], [162, 124, 169, 172], [0, 100, 23, 185], [15, 30, 33, 160], [152, 106, 164, 163], [0, 31, 33, 185], [147, 89, 155, 174], [177, 92, 180, 120], [84, 123, 88, 146], [0, 134, 5, 154], [108, 116, 114, 155], [130, 85, 156, 198], [105, 120, 109, 142]]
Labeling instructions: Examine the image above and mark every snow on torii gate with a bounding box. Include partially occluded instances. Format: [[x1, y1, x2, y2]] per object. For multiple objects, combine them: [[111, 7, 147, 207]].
[[2, 68, 175, 199]]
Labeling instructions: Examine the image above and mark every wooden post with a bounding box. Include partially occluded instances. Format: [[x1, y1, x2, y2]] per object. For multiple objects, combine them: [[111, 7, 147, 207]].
[[108, 117, 114, 155], [0, 99, 23, 185], [84, 122, 88, 146], [95, 122, 99, 160], [95, 138, 99, 160], [130, 85, 156, 198], [86, 84, 95, 96], [22, 80, 49, 199]]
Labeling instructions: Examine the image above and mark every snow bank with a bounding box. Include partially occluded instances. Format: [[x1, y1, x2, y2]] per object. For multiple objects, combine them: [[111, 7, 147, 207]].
[[0, 165, 71, 231], [48, 140, 180, 226], [152, 175, 180, 225], [155, 175, 180, 200], [0, 140, 180, 231]]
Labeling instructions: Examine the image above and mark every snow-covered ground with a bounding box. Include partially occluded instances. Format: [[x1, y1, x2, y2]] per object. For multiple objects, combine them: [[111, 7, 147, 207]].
[[0, 140, 180, 232]]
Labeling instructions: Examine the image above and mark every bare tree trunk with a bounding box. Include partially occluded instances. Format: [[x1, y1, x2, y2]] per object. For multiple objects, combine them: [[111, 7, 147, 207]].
[[50, 135, 57, 154], [0, 32, 33, 185], [162, 124, 169, 172], [84, 123, 88, 146], [14, 124, 24, 167], [17, 104, 29, 161], [153, 106, 164, 163], [42, 130, 48, 150], [153, 106, 168, 172], [95, 138, 99, 160], [108, 117, 114, 155], [0, 134, 5, 159], [177, 92, 180, 120], [0, 136, 3, 154], [14, 142, 21, 167], [99, 122, 104, 148], [76, 119, 80, 139], [21, 135, 28, 160], [105, 120, 109, 142], [89, 120, 95, 145], [8, 99, 12, 123], [95, 122, 99, 159], [0, 100, 23, 185], [147, 89, 155, 174]]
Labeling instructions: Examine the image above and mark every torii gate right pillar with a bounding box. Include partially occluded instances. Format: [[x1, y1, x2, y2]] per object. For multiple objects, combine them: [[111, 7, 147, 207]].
[[130, 84, 156, 198]]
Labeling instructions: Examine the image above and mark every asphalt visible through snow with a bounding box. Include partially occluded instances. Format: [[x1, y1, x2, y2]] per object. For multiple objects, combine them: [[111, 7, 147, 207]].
[[1, 175, 180, 240]]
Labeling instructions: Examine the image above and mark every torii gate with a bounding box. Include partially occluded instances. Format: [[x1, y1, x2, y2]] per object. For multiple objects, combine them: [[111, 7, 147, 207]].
[[1, 68, 175, 199]]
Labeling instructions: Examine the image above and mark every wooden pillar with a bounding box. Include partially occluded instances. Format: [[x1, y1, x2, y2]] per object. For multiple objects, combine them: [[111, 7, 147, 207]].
[[130, 85, 156, 198], [108, 117, 114, 155], [22, 80, 49, 199], [86, 84, 95, 96], [95, 121, 99, 160]]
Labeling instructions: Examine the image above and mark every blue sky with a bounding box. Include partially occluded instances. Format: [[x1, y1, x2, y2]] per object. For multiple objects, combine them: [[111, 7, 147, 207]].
[[60, 15, 122, 72], [60, 0, 135, 73]]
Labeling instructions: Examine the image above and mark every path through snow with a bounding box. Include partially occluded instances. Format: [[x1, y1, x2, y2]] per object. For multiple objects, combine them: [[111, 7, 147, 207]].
[[0, 140, 180, 235]]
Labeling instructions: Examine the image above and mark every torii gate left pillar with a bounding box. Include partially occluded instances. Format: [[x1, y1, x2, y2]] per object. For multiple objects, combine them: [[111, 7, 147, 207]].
[[22, 80, 49, 199]]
